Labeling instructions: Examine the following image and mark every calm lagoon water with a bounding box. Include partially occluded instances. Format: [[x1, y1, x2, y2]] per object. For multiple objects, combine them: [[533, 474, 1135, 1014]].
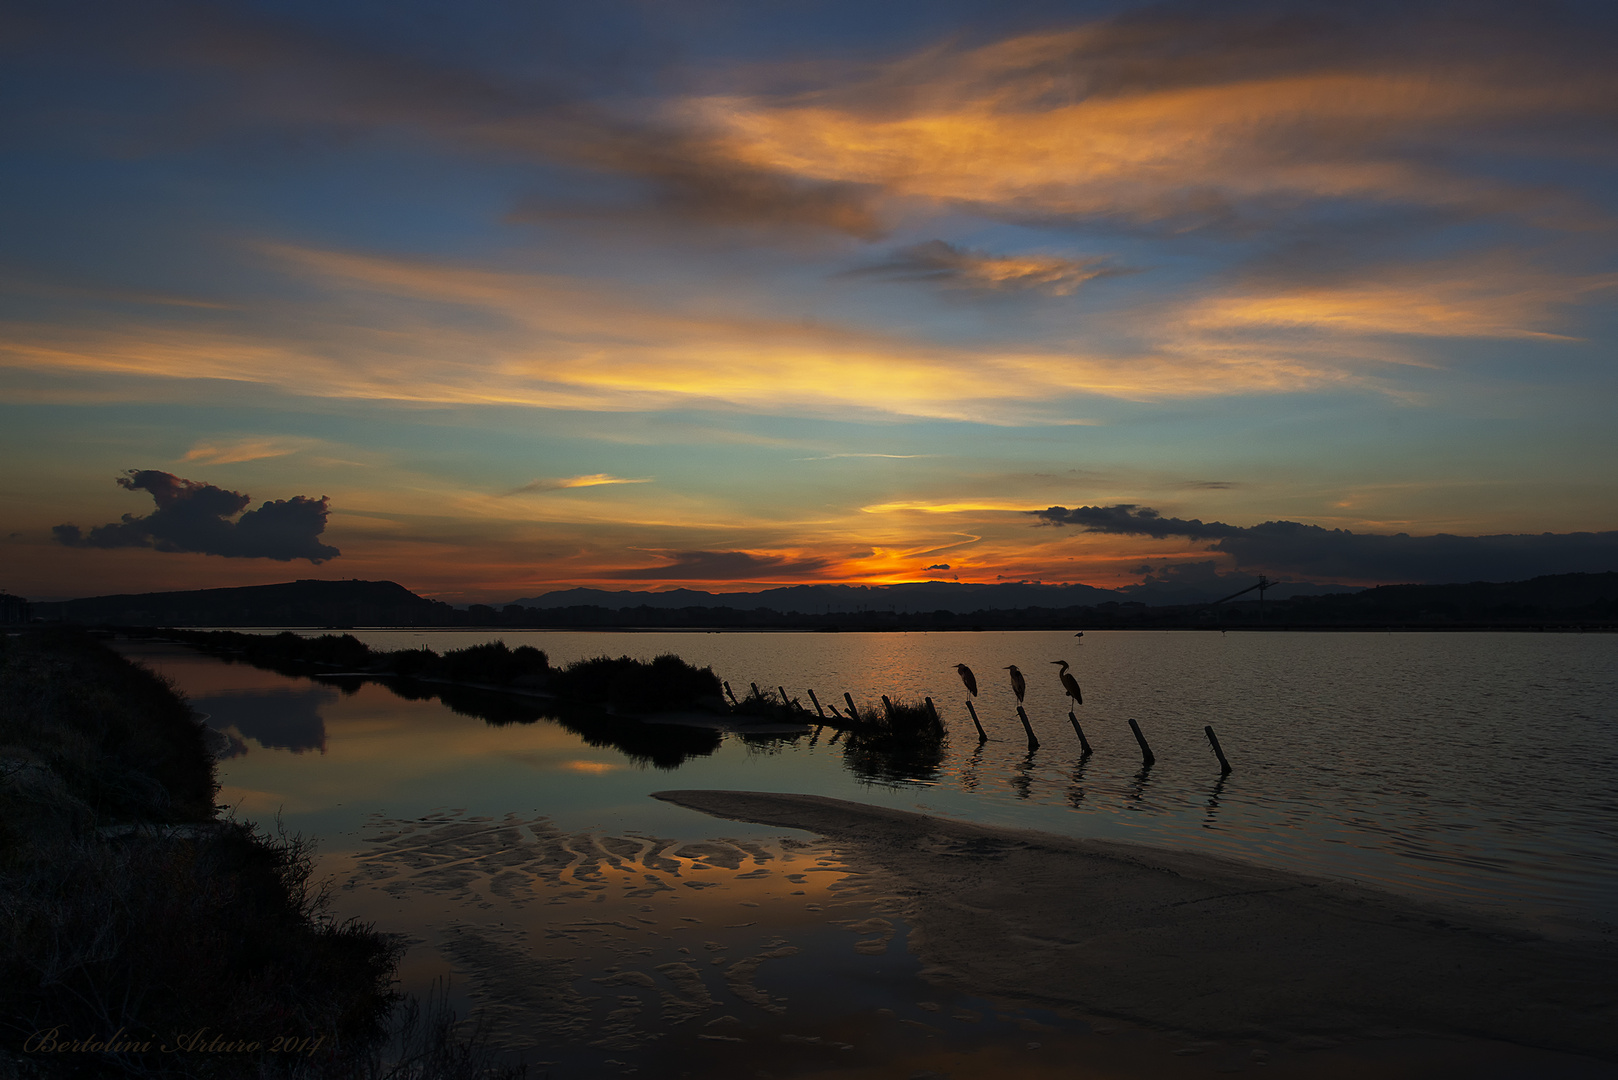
[[118, 629, 1618, 1073]]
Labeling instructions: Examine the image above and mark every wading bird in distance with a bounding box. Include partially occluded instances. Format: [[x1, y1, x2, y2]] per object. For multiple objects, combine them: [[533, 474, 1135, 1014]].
[[954, 663, 978, 698], [1005, 665, 1026, 703], [1052, 660, 1083, 706]]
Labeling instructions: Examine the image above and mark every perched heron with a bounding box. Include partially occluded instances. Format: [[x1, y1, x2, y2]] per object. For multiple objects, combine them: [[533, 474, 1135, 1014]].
[[954, 663, 978, 697], [1004, 664, 1026, 703], [1052, 660, 1083, 706]]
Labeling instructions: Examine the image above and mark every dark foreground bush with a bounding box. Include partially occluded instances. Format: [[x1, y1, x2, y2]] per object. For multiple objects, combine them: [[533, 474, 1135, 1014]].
[[0, 631, 529, 1078]]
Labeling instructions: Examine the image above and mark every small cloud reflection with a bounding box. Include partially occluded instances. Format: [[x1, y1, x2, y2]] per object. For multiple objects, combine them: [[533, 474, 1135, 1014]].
[[562, 760, 621, 774], [193, 687, 335, 757]]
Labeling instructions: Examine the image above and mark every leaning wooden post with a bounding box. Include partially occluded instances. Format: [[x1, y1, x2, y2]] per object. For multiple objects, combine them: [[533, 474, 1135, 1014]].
[[881, 695, 897, 722], [843, 692, 861, 723], [1205, 725, 1232, 774], [924, 697, 942, 729], [1068, 710, 1093, 756], [751, 682, 763, 701], [1127, 718, 1156, 767], [778, 686, 793, 712], [807, 688, 825, 718], [964, 700, 988, 742], [723, 681, 739, 707], [1015, 706, 1041, 751]]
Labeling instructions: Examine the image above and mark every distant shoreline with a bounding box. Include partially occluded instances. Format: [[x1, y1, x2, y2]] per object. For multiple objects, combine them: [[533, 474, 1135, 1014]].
[[108, 623, 1618, 633]]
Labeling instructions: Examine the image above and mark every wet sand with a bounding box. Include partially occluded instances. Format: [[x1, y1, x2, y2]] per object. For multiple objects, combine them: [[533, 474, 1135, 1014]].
[[654, 790, 1618, 1066]]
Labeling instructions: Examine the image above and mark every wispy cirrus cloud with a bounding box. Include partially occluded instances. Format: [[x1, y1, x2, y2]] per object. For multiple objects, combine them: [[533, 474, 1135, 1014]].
[[180, 437, 313, 465], [510, 474, 652, 494], [1184, 256, 1618, 341], [847, 240, 1128, 295], [688, 7, 1618, 233]]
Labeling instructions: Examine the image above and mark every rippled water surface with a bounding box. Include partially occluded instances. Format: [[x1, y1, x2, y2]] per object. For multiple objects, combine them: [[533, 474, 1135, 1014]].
[[116, 630, 1618, 1074], [129, 629, 1618, 929]]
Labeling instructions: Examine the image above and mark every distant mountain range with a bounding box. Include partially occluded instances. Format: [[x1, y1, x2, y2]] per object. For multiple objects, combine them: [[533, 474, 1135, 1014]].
[[34, 579, 455, 628], [508, 582, 1122, 614], [25, 571, 1618, 629], [506, 577, 1354, 614]]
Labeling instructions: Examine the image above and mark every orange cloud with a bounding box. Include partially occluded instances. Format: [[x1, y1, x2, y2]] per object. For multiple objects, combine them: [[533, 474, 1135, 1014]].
[[1186, 258, 1618, 340], [511, 474, 652, 494], [849, 240, 1125, 295], [682, 23, 1614, 228], [180, 437, 312, 464], [0, 246, 1380, 420]]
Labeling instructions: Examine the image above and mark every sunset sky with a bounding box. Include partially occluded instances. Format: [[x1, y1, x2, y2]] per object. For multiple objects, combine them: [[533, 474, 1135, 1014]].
[[4, 0, 1617, 603]]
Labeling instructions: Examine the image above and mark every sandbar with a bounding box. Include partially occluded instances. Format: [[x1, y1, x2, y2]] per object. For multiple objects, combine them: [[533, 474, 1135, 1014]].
[[653, 789, 1618, 1063]]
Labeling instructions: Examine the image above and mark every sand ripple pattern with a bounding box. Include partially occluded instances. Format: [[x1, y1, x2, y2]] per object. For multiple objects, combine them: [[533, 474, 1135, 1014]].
[[346, 810, 898, 1061]]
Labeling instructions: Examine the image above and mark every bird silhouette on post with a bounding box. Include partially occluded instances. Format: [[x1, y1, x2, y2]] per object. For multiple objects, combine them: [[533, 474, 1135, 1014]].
[[1052, 660, 1083, 706], [1004, 665, 1026, 703], [954, 663, 978, 697]]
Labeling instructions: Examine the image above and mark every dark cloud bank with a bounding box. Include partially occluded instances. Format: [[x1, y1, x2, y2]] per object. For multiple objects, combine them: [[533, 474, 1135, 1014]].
[[1035, 504, 1618, 584], [54, 470, 339, 563]]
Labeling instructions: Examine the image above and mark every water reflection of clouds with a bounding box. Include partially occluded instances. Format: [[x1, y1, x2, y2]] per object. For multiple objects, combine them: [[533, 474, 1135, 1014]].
[[562, 760, 621, 774], [192, 687, 336, 757]]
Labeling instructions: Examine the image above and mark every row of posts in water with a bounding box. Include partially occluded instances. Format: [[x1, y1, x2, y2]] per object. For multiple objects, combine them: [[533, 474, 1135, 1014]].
[[724, 678, 1233, 775]]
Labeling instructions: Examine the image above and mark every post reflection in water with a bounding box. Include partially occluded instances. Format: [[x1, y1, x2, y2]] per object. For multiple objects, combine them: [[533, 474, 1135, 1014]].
[[1126, 764, 1155, 810], [1067, 756, 1090, 809], [959, 742, 984, 792], [1204, 774, 1229, 829], [1009, 749, 1038, 801]]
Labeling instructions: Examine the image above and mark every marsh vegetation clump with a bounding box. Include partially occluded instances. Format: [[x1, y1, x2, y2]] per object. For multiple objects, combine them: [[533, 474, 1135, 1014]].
[[840, 695, 948, 785], [434, 641, 550, 687], [727, 684, 809, 720], [547, 652, 724, 713]]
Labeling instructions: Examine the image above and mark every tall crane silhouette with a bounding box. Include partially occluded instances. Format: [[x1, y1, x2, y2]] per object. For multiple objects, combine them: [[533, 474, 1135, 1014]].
[[1205, 575, 1275, 623]]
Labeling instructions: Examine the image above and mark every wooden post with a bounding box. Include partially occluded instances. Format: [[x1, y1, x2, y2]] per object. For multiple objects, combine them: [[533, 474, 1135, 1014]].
[[1205, 725, 1232, 774], [1016, 706, 1040, 750], [778, 686, 793, 713], [964, 700, 988, 742], [723, 681, 739, 707], [750, 682, 763, 701], [843, 692, 861, 723], [1127, 718, 1155, 767], [924, 697, 941, 730], [881, 695, 897, 722], [807, 688, 825, 718], [1068, 710, 1092, 756]]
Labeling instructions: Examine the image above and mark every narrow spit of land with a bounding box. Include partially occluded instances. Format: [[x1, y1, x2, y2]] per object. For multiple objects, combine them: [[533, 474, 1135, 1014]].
[[654, 790, 1618, 1065]]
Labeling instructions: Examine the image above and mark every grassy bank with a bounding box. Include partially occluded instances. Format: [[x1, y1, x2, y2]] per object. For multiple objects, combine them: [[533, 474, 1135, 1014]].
[[158, 630, 726, 714], [0, 629, 519, 1079]]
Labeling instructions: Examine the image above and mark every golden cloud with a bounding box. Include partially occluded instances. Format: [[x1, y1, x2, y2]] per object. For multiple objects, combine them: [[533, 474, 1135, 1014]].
[[180, 437, 313, 465], [0, 246, 1378, 419], [511, 474, 653, 494], [1187, 258, 1618, 340], [676, 22, 1615, 229]]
